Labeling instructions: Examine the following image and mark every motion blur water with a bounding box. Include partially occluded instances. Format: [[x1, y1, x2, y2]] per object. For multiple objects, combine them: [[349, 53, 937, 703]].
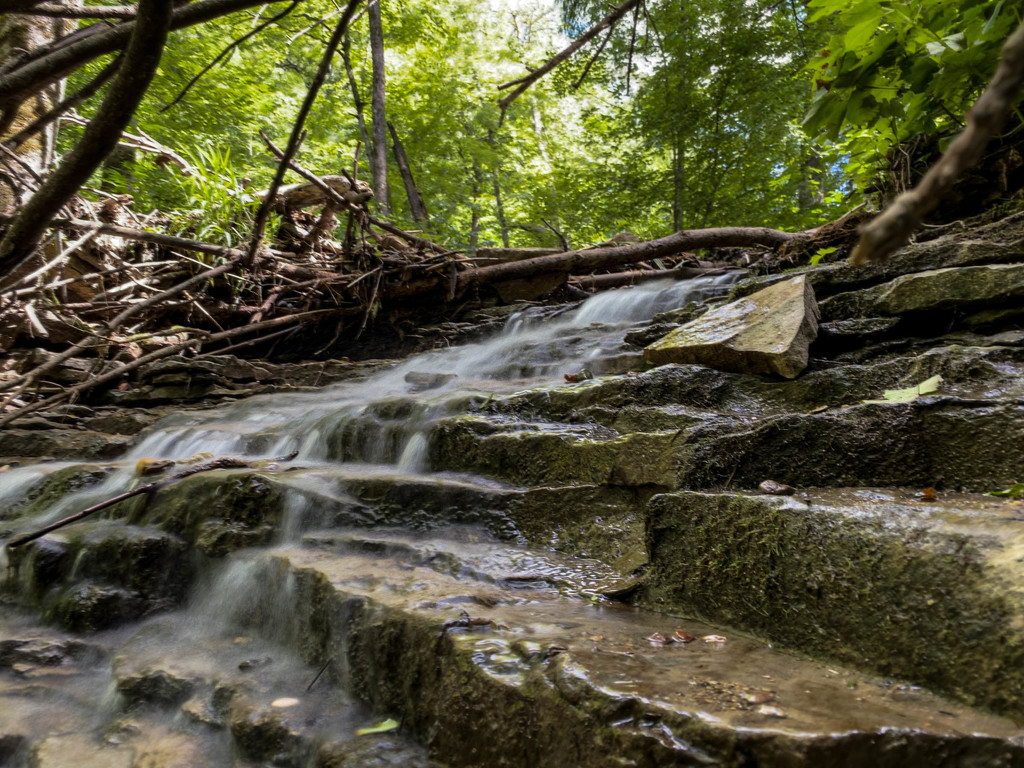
[[0, 274, 739, 513]]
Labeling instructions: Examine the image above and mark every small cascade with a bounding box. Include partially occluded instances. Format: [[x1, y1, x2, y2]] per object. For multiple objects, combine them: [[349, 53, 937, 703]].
[[1, 274, 740, 503], [8, 266, 1022, 767]]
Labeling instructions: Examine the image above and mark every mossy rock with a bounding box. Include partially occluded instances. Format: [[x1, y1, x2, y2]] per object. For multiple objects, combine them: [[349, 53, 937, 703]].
[[139, 470, 284, 556], [1, 464, 111, 521], [641, 490, 1024, 715]]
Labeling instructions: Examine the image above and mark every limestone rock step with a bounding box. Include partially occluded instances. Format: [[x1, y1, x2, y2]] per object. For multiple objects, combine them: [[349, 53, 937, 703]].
[[302, 528, 641, 598], [643, 489, 1024, 717], [270, 545, 1024, 767], [431, 396, 1024, 493], [431, 343, 1024, 492]]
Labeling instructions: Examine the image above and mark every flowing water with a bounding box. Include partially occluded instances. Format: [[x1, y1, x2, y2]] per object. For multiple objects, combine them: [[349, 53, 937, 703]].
[[0, 275, 738, 513], [0, 276, 749, 766], [4, 272, 1021, 767]]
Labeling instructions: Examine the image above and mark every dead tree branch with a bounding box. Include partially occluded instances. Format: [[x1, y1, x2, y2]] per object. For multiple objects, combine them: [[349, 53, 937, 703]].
[[497, 0, 640, 123], [5, 456, 270, 548], [259, 133, 450, 255], [0, 0, 174, 277], [851, 18, 1024, 264], [6, 3, 138, 19], [458, 227, 791, 288], [247, 0, 364, 265], [3, 55, 121, 152], [0, 308, 345, 429], [0, 0, 278, 125]]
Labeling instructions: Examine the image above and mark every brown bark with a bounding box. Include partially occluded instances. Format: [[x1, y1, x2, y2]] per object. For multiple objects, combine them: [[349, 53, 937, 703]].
[[0, 0, 173, 277], [458, 226, 791, 288], [852, 18, 1024, 264], [0, 0, 273, 125], [388, 121, 428, 225], [571, 265, 738, 291], [381, 226, 793, 300], [341, 31, 373, 181], [245, 0, 365, 266], [7, 4, 139, 19], [367, 0, 390, 216]]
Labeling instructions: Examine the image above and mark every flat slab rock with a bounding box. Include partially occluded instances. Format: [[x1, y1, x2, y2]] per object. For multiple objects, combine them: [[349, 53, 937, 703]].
[[644, 275, 819, 378], [643, 488, 1024, 716], [274, 544, 1024, 767], [821, 262, 1024, 320]]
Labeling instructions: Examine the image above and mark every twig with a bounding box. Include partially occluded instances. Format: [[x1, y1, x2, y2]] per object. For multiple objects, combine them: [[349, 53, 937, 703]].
[[0, 308, 344, 428], [4, 55, 121, 152], [572, 24, 616, 91], [161, 0, 300, 112], [259, 133, 451, 256], [497, 0, 640, 124], [246, 0, 365, 266], [0, 0, 174, 277], [540, 217, 569, 251], [0, 255, 246, 396], [6, 457, 257, 548], [306, 656, 334, 691], [0, 229, 96, 295]]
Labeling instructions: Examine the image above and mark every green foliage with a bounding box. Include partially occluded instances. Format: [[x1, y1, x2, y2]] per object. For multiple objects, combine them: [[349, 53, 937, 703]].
[[168, 144, 254, 249], [59, 0, 895, 254], [989, 482, 1024, 500], [802, 0, 1019, 191]]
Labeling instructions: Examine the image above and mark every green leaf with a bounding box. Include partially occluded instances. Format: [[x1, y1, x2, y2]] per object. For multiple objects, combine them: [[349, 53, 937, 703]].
[[863, 375, 943, 404], [989, 483, 1024, 500], [810, 246, 838, 264], [356, 718, 401, 736]]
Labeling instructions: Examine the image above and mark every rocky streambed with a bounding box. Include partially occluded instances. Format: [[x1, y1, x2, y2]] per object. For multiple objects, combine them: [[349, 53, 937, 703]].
[[2, 212, 1024, 766]]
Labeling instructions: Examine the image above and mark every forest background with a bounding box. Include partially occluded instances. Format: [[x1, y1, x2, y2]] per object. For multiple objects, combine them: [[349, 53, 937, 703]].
[[32, 0, 1022, 255]]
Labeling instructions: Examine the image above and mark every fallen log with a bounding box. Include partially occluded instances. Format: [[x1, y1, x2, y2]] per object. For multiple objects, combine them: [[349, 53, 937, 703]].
[[571, 265, 741, 291], [381, 226, 796, 300]]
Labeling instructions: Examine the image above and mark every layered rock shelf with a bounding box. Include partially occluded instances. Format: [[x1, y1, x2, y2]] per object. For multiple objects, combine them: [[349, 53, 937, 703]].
[[2, 212, 1024, 766]]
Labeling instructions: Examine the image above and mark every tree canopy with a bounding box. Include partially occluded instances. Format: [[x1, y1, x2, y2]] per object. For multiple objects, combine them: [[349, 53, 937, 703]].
[[0, 0, 1021, 423], [3, 0, 1019, 255]]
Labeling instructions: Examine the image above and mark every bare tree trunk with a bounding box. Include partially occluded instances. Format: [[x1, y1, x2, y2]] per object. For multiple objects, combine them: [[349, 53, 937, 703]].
[[487, 129, 509, 247], [388, 121, 428, 225], [469, 159, 482, 253], [367, 0, 389, 216], [491, 168, 509, 247], [0, 3, 74, 208], [341, 31, 373, 183]]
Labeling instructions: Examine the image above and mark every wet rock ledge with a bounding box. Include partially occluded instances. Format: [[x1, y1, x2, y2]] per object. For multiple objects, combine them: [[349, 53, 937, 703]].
[[2, 209, 1024, 766]]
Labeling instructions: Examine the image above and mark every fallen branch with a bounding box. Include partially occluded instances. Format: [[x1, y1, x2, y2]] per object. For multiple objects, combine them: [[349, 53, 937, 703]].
[[3, 55, 121, 152], [0, 307, 347, 428], [247, 0, 365, 266], [0, 0, 279, 124], [5, 3, 139, 19], [259, 133, 451, 255], [0, 212, 300, 268], [5, 455, 285, 548], [851, 18, 1024, 264], [458, 227, 791, 289], [571, 265, 738, 291]]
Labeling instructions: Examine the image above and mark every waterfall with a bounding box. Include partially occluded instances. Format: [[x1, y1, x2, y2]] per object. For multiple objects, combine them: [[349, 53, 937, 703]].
[[0, 274, 740, 499]]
